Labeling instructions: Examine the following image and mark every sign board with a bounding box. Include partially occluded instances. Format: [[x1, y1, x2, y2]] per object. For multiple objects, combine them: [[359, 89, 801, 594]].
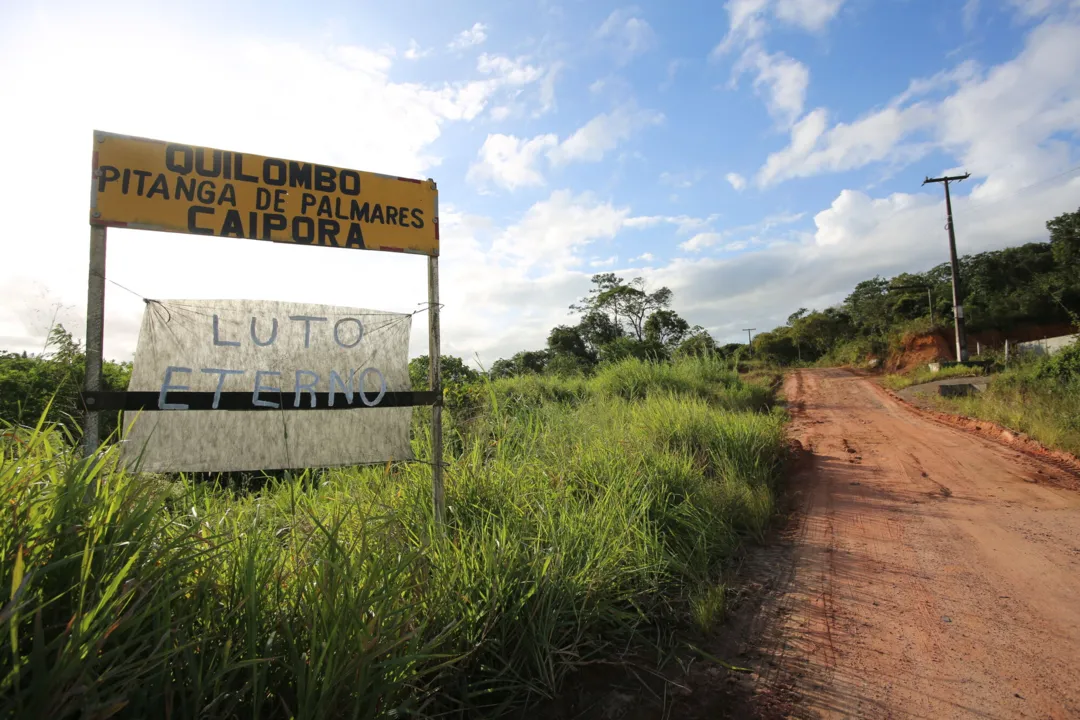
[[91, 131, 439, 256], [120, 299, 414, 472]]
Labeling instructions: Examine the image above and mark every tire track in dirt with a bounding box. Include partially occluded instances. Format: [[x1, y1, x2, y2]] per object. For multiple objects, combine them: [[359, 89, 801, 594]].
[[748, 368, 1080, 719]]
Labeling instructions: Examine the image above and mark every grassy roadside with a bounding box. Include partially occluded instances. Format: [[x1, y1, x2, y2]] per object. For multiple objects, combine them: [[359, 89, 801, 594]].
[[931, 371, 1080, 456], [881, 363, 986, 391], [883, 341, 1080, 456], [1, 357, 788, 719]]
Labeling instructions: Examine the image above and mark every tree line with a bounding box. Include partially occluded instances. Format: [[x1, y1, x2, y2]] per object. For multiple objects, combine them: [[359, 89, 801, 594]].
[[0, 325, 130, 439], [749, 206, 1080, 364], [470, 205, 1080, 375], [483, 273, 747, 379]]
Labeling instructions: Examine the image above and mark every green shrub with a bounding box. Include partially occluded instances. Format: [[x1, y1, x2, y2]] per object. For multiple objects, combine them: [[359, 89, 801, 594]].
[[1036, 339, 1080, 382]]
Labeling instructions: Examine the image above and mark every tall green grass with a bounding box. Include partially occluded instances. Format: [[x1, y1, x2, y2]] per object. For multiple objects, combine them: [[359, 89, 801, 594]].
[[932, 360, 1080, 456], [1, 358, 787, 718]]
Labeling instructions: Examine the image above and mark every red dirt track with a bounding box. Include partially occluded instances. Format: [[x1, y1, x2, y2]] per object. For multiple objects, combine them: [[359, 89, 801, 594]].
[[764, 368, 1080, 718]]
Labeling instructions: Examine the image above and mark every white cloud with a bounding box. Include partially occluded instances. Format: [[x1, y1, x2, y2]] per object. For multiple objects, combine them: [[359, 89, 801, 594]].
[[892, 60, 979, 107], [476, 53, 544, 85], [596, 8, 657, 64], [472, 101, 666, 191], [448, 22, 488, 51], [713, 1, 846, 126], [659, 170, 705, 188], [726, 172, 748, 190], [470, 102, 666, 190], [773, 0, 845, 32], [467, 133, 558, 191], [404, 39, 433, 60], [633, 252, 656, 263], [756, 105, 936, 185], [490, 190, 634, 273], [681, 232, 726, 251], [715, 0, 771, 53], [714, 0, 844, 54], [547, 105, 664, 165], [756, 16, 1080, 189], [624, 214, 719, 234], [678, 210, 803, 251], [662, 59, 688, 91], [963, 0, 981, 32], [590, 256, 619, 267], [1007, 0, 1080, 18], [735, 45, 810, 126], [538, 62, 565, 114]]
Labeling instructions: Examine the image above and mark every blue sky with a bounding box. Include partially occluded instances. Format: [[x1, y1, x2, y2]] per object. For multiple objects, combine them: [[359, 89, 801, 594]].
[[2, 0, 1080, 365]]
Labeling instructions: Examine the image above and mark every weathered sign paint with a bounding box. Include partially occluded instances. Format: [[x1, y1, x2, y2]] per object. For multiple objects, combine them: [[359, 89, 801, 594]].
[[120, 299, 413, 472], [91, 131, 439, 255]]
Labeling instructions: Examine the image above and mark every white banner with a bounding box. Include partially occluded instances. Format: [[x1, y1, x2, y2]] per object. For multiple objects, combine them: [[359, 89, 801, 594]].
[[120, 299, 413, 472]]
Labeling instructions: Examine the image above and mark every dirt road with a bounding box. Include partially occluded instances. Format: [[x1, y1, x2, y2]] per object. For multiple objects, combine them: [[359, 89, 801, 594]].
[[749, 368, 1080, 719]]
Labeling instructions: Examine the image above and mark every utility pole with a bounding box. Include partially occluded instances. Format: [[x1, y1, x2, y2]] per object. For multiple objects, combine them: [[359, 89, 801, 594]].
[[922, 172, 970, 362], [743, 328, 756, 356]]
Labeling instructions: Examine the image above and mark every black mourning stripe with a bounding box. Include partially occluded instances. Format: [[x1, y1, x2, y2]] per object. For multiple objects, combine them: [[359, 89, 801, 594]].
[[81, 390, 439, 411]]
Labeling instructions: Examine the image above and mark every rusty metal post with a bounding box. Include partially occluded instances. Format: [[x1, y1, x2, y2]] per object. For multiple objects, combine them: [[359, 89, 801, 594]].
[[83, 225, 107, 456]]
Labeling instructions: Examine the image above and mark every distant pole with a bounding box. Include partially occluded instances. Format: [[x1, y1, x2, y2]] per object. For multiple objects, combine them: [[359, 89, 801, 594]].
[[743, 328, 756, 356], [927, 287, 934, 327], [923, 172, 971, 362]]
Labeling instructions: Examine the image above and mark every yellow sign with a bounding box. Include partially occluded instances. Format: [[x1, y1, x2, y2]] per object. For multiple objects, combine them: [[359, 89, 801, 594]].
[[90, 131, 439, 255]]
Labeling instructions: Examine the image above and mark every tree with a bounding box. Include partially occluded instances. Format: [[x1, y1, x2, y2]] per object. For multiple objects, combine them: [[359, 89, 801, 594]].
[[1048, 206, 1080, 271], [787, 309, 855, 359], [488, 350, 549, 378], [621, 283, 672, 341], [576, 311, 623, 353], [751, 328, 798, 364], [409, 355, 479, 390], [597, 337, 663, 363], [717, 343, 745, 359], [570, 273, 674, 342], [675, 328, 717, 358], [844, 277, 892, 337], [545, 353, 589, 377], [570, 273, 630, 329], [489, 358, 516, 380], [547, 325, 594, 363], [644, 309, 691, 348], [0, 324, 130, 440]]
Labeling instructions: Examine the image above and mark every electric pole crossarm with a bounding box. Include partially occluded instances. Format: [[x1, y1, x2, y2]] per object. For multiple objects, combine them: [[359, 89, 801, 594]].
[[922, 173, 971, 186]]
